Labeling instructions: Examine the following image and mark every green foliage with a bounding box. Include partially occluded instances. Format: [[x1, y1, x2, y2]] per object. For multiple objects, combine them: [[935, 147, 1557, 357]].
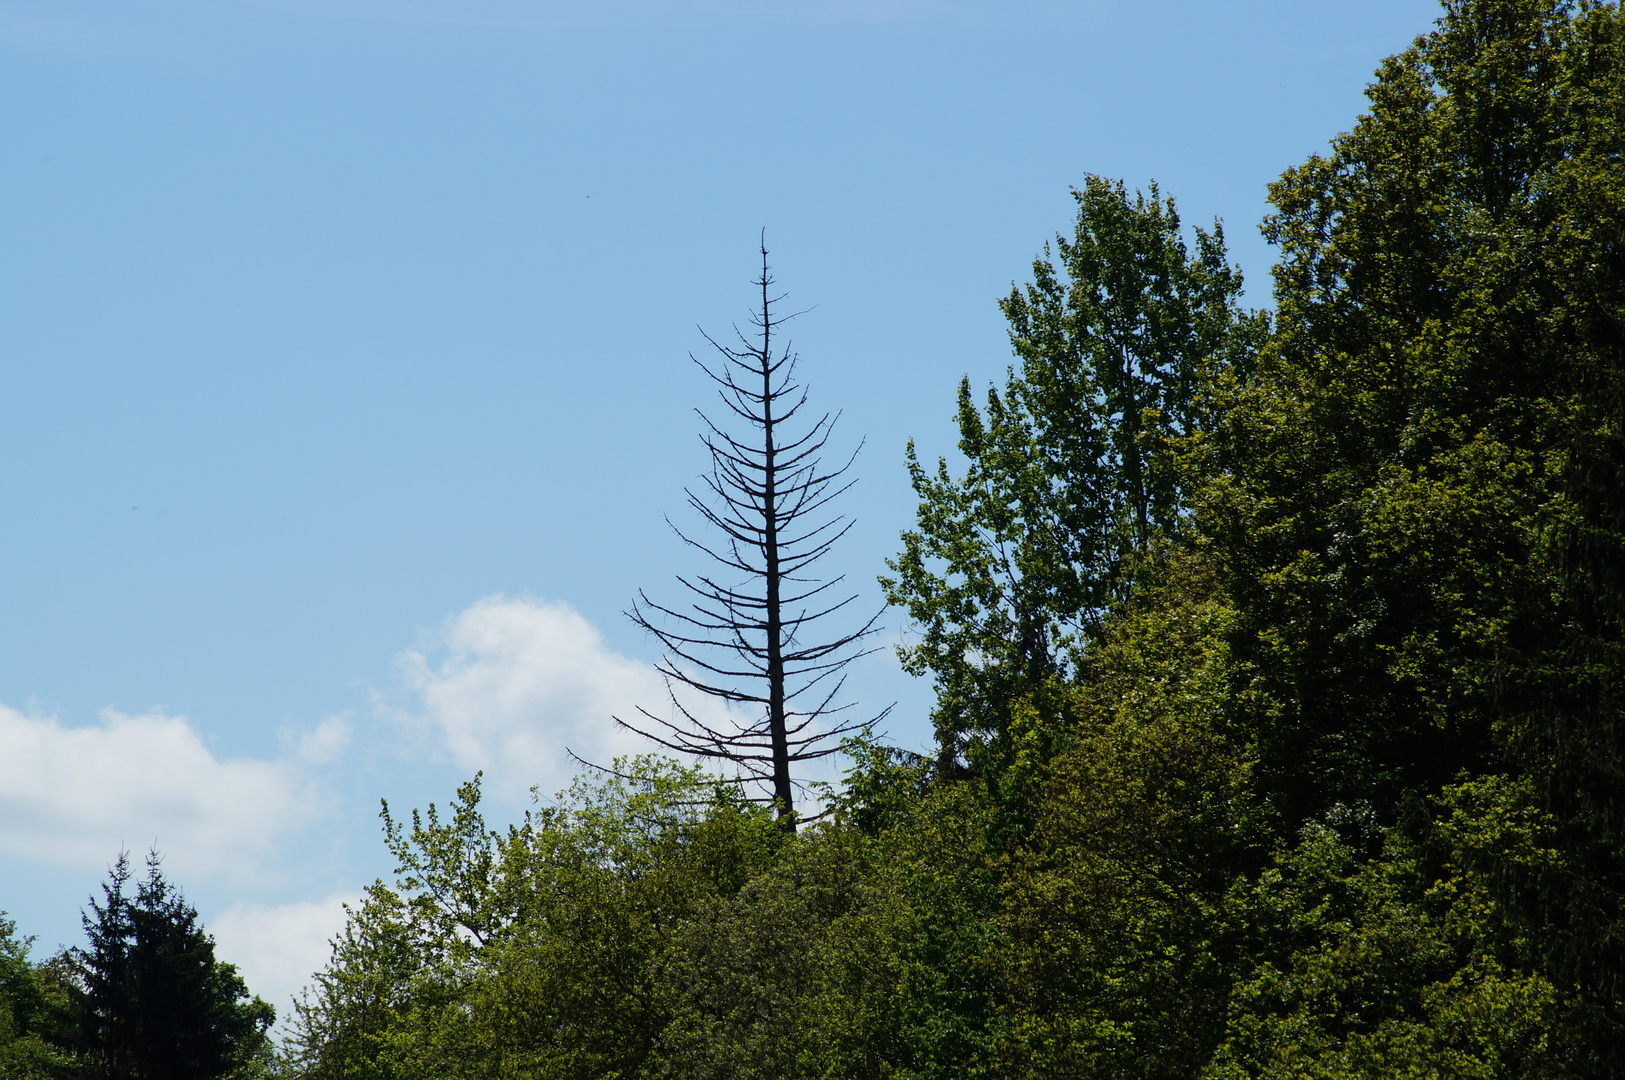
[[1, 913, 80, 1079], [286, 760, 788, 1079], [1201, 0, 1625, 1035], [654, 750, 1012, 1080], [1206, 816, 1565, 1080], [882, 176, 1264, 773], [841, 765, 1008, 1079], [648, 826, 896, 1079], [278, 3, 1625, 1075], [995, 565, 1260, 1077]]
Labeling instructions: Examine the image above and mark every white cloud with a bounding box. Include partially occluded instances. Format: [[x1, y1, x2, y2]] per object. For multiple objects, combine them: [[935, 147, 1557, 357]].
[[399, 594, 745, 802], [0, 706, 321, 883], [210, 893, 358, 1017], [284, 714, 352, 766]]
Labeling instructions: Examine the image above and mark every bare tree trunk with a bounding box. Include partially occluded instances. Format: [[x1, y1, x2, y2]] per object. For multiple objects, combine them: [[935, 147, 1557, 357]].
[[758, 258, 794, 822], [616, 237, 889, 832]]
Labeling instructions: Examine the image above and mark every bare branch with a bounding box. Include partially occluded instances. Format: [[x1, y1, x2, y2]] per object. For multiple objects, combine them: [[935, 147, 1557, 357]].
[[622, 242, 890, 829]]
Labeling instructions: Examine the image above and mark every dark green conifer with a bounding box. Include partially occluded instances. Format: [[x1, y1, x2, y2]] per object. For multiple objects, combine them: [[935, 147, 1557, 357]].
[[72, 853, 274, 1080]]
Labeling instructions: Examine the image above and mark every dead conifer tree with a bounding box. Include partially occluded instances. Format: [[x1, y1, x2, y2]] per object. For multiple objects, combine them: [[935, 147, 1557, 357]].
[[620, 240, 886, 829]]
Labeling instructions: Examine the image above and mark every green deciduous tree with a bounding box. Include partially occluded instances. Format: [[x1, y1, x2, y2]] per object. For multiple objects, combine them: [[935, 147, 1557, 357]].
[[996, 564, 1260, 1078], [1205, 807, 1574, 1080], [1204, 0, 1625, 1036], [287, 762, 789, 1080], [1, 912, 80, 1079], [882, 177, 1264, 773]]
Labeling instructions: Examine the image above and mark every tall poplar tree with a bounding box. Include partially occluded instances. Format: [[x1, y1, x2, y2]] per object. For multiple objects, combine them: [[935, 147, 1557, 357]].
[[883, 177, 1263, 771]]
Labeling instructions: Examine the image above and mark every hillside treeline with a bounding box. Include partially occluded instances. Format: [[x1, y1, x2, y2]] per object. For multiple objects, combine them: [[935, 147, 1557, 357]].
[[277, 4, 1625, 1076], [6, 0, 1624, 1076]]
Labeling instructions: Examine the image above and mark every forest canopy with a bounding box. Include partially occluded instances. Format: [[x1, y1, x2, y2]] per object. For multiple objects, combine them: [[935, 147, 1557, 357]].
[[6, 0, 1623, 1076]]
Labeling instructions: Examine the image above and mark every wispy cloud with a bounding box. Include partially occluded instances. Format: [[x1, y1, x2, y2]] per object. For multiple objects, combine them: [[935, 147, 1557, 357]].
[[396, 594, 728, 803], [284, 714, 353, 767], [209, 892, 357, 1016], [0, 706, 327, 884]]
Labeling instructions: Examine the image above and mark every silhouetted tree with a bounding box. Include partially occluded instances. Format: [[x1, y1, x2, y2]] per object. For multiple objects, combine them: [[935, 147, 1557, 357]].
[[71, 852, 273, 1080], [621, 240, 887, 829]]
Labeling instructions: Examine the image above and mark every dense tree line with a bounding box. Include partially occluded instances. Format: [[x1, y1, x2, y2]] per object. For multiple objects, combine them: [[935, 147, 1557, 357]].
[[275, 4, 1625, 1076], [8, 0, 1622, 1075], [282, 2, 1625, 1075]]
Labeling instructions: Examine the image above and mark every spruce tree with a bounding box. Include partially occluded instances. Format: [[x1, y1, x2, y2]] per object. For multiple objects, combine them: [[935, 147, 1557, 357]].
[[72, 853, 274, 1080]]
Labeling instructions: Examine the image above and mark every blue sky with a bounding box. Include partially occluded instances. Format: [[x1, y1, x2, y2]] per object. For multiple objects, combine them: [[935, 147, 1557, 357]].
[[2, 0, 1439, 1018]]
